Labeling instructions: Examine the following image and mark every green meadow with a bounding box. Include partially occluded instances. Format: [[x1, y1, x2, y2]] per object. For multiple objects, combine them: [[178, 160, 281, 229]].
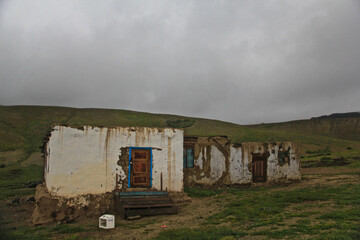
[[0, 105, 359, 239]]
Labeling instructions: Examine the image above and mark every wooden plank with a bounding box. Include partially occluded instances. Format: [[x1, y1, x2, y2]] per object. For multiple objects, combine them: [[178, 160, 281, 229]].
[[184, 136, 198, 148], [116, 191, 168, 197], [119, 195, 167, 199], [120, 199, 173, 205], [120, 197, 170, 202], [119, 195, 168, 199], [122, 203, 175, 209]]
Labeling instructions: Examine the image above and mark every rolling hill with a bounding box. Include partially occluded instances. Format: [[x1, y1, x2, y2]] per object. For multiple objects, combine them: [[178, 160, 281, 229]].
[[0, 105, 359, 155], [0, 105, 360, 200]]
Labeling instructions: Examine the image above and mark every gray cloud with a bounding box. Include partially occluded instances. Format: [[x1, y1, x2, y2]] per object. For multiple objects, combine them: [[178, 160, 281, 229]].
[[0, 0, 359, 124]]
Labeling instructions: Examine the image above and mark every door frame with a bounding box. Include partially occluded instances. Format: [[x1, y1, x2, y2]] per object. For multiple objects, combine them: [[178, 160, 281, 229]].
[[127, 147, 152, 188]]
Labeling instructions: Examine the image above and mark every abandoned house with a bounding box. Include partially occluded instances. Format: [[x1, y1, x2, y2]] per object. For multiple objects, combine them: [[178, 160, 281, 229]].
[[33, 125, 301, 224]]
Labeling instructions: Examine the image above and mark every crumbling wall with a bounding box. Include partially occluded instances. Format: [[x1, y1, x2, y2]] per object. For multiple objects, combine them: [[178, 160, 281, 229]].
[[266, 142, 301, 182], [184, 138, 301, 186], [44, 126, 183, 197], [184, 137, 231, 185], [241, 142, 301, 182], [229, 144, 252, 184], [32, 184, 114, 225]]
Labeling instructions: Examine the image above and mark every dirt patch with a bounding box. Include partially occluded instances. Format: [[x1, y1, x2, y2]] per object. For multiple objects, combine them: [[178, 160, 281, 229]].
[[0, 197, 35, 229], [83, 197, 223, 240]]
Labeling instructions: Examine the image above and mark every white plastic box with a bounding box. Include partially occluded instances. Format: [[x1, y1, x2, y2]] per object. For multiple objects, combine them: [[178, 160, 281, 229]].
[[99, 214, 115, 229]]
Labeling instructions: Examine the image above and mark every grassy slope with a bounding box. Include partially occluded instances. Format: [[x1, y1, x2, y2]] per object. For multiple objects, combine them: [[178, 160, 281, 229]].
[[0, 105, 359, 199], [249, 117, 360, 142], [157, 181, 360, 240], [1, 105, 359, 154], [1, 105, 360, 239]]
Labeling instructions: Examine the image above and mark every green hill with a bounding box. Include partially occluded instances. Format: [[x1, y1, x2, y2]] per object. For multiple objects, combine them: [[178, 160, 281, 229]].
[[249, 117, 360, 142], [1, 105, 360, 155], [0, 105, 360, 199]]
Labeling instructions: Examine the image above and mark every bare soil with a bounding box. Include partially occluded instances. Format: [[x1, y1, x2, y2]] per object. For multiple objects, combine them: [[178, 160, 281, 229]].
[[0, 197, 34, 228]]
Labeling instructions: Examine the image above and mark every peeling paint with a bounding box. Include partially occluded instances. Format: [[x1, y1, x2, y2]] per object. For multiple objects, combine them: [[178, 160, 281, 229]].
[[45, 126, 300, 197], [167, 137, 172, 191], [184, 137, 301, 186], [45, 126, 184, 197]]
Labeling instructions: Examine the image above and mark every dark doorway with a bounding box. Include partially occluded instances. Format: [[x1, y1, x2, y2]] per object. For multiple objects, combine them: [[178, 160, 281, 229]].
[[252, 153, 267, 182]]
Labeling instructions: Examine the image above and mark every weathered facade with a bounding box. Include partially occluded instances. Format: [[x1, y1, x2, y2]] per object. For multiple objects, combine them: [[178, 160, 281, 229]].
[[44, 126, 184, 197], [183, 136, 301, 186], [35, 126, 301, 224], [44, 126, 301, 197]]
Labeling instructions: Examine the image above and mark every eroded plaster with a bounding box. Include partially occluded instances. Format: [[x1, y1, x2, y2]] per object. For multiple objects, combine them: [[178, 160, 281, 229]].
[[184, 137, 301, 185], [44, 126, 184, 197]]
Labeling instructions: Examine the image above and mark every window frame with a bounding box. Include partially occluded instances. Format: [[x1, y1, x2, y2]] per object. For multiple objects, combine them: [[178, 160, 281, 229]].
[[183, 148, 194, 168]]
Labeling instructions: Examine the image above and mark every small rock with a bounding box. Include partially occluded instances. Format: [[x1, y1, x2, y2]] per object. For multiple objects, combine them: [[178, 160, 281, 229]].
[[127, 215, 141, 220], [26, 197, 35, 203], [27, 181, 41, 188], [9, 198, 20, 206]]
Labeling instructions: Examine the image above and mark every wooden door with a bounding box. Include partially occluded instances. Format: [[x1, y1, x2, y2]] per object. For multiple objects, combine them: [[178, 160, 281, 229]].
[[252, 153, 267, 182], [130, 149, 151, 188]]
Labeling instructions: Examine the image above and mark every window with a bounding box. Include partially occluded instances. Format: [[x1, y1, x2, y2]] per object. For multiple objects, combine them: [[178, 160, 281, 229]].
[[183, 148, 194, 168], [183, 136, 197, 168]]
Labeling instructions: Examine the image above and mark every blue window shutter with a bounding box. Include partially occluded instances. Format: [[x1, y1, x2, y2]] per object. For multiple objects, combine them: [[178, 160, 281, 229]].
[[187, 149, 194, 168]]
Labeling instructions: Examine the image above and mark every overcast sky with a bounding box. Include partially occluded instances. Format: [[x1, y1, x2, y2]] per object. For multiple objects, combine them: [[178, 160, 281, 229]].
[[0, 0, 359, 124]]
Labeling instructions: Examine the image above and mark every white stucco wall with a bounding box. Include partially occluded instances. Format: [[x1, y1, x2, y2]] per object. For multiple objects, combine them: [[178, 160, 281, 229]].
[[240, 142, 301, 182], [185, 141, 301, 185], [187, 145, 227, 184], [210, 146, 226, 181], [229, 146, 252, 184], [44, 126, 184, 197], [265, 143, 301, 182]]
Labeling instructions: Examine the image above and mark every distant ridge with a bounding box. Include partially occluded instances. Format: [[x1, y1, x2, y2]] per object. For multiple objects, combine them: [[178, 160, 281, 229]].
[[311, 112, 360, 120], [0, 105, 360, 155]]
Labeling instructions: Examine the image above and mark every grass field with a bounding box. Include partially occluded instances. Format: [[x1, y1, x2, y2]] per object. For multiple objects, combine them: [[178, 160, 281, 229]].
[[0, 105, 359, 200], [2, 165, 359, 239], [0, 105, 359, 239], [156, 170, 360, 240]]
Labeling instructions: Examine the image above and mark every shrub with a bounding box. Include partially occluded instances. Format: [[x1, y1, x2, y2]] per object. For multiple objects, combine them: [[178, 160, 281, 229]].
[[166, 119, 195, 128]]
